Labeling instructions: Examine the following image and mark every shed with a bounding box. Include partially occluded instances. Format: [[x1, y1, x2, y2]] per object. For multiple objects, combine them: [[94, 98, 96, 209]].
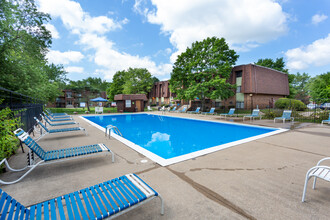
[[114, 94, 148, 112]]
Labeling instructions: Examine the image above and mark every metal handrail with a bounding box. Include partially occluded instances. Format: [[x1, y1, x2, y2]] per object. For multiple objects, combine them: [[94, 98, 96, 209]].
[[105, 125, 123, 139]]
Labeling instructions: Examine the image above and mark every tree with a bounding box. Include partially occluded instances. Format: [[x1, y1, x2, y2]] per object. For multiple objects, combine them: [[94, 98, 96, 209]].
[[255, 58, 288, 73], [169, 37, 239, 110], [106, 70, 126, 100], [290, 72, 310, 103], [309, 72, 330, 101], [122, 68, 154, 94], [152, 76, 159, 84], [107, 68, 154, 100], [0, 0, 67, 101], [65, 77, 110, 112]]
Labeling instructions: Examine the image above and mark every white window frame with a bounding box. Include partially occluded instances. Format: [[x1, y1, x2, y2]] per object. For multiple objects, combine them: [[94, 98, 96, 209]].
[[126, 100, 131, 108]]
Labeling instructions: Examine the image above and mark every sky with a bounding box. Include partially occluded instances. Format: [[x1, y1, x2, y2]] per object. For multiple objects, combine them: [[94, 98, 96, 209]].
[[36, 0, 330, 82]]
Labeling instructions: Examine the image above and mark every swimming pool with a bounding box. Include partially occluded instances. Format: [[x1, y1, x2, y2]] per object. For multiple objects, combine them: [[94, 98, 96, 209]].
[[81, 114, 286, 166]]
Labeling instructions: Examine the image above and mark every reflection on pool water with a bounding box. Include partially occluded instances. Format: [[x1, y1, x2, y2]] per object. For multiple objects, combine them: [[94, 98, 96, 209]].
[[82, 114, 286, 166]]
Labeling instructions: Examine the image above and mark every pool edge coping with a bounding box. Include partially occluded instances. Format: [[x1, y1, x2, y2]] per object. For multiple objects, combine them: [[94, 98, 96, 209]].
[[80, 113, 288, 166]]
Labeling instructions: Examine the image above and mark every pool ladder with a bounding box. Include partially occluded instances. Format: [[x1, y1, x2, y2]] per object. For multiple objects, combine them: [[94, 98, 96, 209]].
[[105, 125, 123, 139]]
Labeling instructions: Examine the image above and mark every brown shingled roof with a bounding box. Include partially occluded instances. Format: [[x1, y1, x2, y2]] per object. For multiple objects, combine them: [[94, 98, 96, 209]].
[[114, 94, 148, 101]]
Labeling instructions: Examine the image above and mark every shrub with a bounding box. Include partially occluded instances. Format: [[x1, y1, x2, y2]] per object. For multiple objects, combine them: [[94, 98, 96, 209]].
[[275, 98, 306, 111], [0, 107, 22, 165], [262, 109, 282, 119]]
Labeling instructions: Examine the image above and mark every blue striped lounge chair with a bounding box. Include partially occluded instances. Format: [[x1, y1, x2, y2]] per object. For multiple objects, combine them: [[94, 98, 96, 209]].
[[0, 128, 114, 185], [201, 107, 215, 115], [321, 113, 330, 125], [0, 173, 164, 219], [169, 106, 176, 112], [187, 107, 200, 114], [43, 112, 74, 122], [40, 114, 78, 127], [243, 109, 261, 121], [302, 157, 330, 202], [274, 110, 294, 123], [46, 109, 69, 116], [34, 117, 86, 141], [219, 108, 235, 119], [176, 107, 187, 113], [46, 112, 72, 120], [45, 110, 72, 119]]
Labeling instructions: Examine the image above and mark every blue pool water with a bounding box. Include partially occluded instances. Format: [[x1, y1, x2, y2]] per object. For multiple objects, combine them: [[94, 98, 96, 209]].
[[83, 114, 279, 160]]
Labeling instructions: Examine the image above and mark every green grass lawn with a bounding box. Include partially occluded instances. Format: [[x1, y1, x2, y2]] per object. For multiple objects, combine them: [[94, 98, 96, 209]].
[[48, 107, 118, 114]]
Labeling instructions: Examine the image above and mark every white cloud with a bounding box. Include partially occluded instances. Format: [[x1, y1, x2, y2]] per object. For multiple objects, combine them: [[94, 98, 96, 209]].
[[65, 66, 84, 73], [77, 33, 171, 80], [47, 50, 84, 64], [44, 23, 60, 39], [311, 14, 328, 25], [285, 34, 330, 70], [141, 0, 288, 62], [37, 0, 173, 80], [37, 0, 125, 34]]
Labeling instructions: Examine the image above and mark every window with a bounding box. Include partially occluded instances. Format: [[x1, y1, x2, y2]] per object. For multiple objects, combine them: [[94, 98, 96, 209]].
[[126, 100, 131, 107], [236, 86, 241, 93], [235, 70, 242, 77], [66, 92, 72, 98], [236, 101, 244, 109], [215, 101, 222, 107]]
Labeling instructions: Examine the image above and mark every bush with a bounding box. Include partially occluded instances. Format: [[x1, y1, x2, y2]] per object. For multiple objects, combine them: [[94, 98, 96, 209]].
[[275, 98, 306, 111], [262, 109, 282, 119], [0, 107, 22, 164]]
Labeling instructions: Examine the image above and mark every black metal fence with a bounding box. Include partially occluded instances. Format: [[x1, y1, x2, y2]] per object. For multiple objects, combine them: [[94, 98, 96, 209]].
[[214, 98, 330, 123], [0, 87, 44, 133]]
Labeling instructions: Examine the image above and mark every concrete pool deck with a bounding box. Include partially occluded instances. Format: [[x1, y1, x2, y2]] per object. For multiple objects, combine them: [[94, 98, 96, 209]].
[[1, 112, 329, 219]]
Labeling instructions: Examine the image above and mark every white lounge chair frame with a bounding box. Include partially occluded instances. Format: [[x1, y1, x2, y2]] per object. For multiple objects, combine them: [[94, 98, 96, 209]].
[[302, 157, 330, 202], [219, 108, 235, 119], [243, 109, 261, 121], [34, 117, 86, 141], [40, 114, 79, 128], [0, 129, 114, 185], [274, 110, 294, 123]]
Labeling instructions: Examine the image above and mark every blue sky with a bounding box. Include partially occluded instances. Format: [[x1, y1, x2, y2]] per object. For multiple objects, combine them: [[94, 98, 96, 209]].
[[37, 0, 330, 82]]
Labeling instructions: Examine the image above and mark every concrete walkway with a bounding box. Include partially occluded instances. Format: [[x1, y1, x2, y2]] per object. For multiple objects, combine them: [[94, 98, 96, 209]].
[[1, 112, 330, 219]]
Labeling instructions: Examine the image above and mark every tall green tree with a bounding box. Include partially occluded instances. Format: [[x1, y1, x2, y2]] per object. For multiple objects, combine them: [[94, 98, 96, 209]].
[[106, 71, 126, 100], [107, 68, 154, 100], [122, 68, 153, 94], [170, 37, 239, 110], [290, 72, 310, 103], [309, 72, 330, 101], [255, 58, 289, 73], [0, 0, 66, 101]]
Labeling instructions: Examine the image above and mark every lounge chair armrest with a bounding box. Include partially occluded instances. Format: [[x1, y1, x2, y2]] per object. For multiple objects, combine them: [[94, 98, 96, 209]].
[[306, 165, 330, 178], [316, 157, 330, 166]]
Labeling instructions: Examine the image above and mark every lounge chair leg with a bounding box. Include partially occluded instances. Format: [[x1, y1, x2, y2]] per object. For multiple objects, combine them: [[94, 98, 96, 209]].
[[110, 151, 115, 163], [302, 174, 309, 202], [0, 158, 28, 172], [0, 160, 43, 185], [158, 194, 165, 215], [312, 177, 317, 189]]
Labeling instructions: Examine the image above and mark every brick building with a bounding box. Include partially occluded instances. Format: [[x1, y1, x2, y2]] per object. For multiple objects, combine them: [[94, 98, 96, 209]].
[[53, 90, 107, 108], [148, 81, 174, 105], [152, 64, 289, 110], [226, 64, 290, 109], [114, 94, 148, 112]]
